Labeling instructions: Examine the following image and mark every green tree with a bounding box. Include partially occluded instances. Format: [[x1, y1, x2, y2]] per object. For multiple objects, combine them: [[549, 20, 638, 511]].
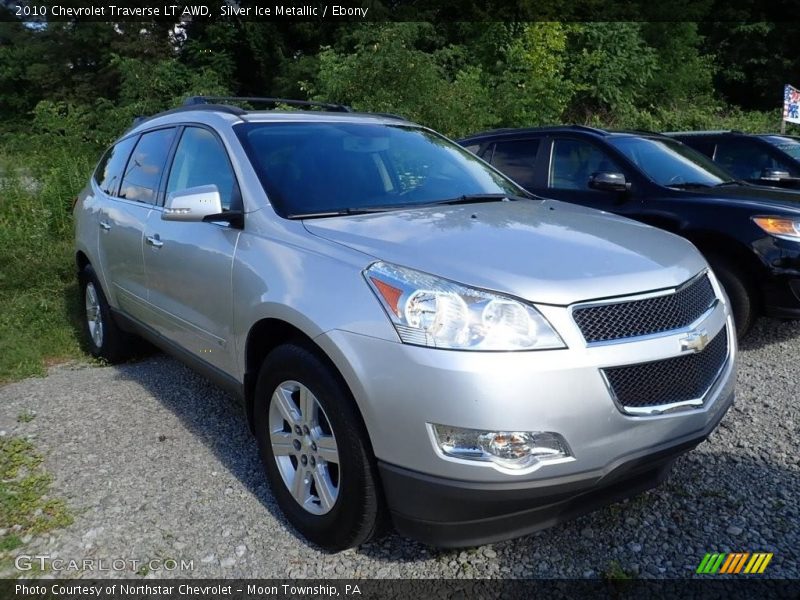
[[566, 23, 657, 122]]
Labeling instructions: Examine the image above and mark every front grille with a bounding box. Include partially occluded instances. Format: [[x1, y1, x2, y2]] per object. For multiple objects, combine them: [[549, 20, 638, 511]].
[[572, 273, 716, 343], [602, 326, 728, 410]]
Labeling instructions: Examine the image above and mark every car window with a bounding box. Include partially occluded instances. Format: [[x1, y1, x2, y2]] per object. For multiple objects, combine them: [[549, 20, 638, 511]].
[[713, 139, 797, 180], [93, 136, 137, 197], [119, 128, 176, 205], [549, 139, 621, 191], [236, 123, 524, 217], [491, 139, 540, 188], [608, 136, 733, 187], [167, 127, 237, 211], [762, 135, 800, 161], [682, 139, 716, 158], [462, 143, 480, 154]]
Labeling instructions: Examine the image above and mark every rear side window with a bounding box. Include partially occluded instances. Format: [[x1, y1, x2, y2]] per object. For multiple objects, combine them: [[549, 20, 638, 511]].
[[166, 127, 237, 211], [93, 136, 137, 197], [119, 128, 176, 204], [491, 139, 540, 188]]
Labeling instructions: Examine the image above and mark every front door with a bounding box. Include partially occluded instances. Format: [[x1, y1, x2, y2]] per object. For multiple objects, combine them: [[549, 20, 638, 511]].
[[142, 126, 242, 375], [539, 137, 638, 218]]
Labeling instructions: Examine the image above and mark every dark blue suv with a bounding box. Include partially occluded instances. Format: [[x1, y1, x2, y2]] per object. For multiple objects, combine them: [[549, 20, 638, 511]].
[[459, 126, 800, 336]]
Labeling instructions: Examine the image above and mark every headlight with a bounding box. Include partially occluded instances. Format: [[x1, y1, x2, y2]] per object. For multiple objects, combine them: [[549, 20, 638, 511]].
[[753, 216, 800, 241], [364, 262, 565, 351]]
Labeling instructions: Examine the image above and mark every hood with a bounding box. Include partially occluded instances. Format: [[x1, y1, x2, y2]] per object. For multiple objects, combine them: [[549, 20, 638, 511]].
[[303, 199, 707, 306], [684, 183, 800, 212]]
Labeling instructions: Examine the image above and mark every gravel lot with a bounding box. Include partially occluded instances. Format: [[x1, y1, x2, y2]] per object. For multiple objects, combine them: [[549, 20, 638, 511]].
[[0, 318, 797, 579]]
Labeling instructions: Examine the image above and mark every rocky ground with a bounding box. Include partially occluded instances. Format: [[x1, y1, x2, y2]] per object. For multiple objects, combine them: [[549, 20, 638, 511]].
[[0, 318, 797, 579]]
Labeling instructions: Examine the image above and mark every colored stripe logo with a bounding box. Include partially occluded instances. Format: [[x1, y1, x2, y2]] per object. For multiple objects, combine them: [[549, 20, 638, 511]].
[[696, 552, 773, 574]]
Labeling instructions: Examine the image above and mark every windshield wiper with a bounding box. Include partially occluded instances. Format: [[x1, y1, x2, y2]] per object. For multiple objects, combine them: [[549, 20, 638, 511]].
[[430, 193, 533, 206], [286, 207, 398, 219], [714, 180, 743, 187], [286, 193, 535, 219], [667, 182, 713, 189]]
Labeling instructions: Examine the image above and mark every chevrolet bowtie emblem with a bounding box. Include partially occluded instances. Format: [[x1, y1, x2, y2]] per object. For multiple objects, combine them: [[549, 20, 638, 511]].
[[681, 329, 710, 353]]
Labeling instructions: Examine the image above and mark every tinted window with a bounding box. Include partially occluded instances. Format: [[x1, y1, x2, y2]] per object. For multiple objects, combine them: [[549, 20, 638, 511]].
[[716, 139, 798, 179], [236, 123, 524, 217], [93, 136, 137, 197], [167, 127, 237, 210], [549, 139, 621, 191], [491, 139, 540, 188], [682, 139, 716, 158], [119, 128, 176, 204], [608, 137, 733, 187], [762, 135, 800, 161]]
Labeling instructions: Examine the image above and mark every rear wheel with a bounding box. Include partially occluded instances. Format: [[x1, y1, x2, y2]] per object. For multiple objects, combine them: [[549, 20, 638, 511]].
[[253, 343, 385, 551], [706, 255, 757, 338], [79, 265, 134, 362]]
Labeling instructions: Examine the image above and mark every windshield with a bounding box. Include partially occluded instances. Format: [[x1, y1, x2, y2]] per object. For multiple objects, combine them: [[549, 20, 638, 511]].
[[608, 136, 735, 187], [762, 135, 800, 160], [235, 122, 524, 217]]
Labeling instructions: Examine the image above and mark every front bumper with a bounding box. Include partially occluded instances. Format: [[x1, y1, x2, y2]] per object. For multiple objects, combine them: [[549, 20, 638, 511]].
[[313, 292, 736, 545], [378, 391, 731, 547]]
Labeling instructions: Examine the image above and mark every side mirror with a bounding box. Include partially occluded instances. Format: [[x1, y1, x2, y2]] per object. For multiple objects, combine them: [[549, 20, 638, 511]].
[[162, 185, 223, 222], [589, 172, 630, 193], [760, 168, 791, 182]]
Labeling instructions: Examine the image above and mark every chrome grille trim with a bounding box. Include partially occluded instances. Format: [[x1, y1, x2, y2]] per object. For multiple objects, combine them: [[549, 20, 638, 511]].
[[601, 325, 730, 416], [571, 271, 717, 344]]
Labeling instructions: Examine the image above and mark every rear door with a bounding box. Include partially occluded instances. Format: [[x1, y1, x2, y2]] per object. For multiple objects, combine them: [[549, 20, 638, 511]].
[[482, 137, 544, 191], [96, 128, 177, 323], [142, 125, 242, 375]]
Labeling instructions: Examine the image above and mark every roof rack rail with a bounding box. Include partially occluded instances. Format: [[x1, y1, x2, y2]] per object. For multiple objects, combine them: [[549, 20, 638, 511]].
[[663, 129, 741, 136], [183, 96, 353, 113]]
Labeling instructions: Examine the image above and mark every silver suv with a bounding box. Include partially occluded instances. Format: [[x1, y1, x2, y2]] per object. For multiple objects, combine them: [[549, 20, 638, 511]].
[[74, 97, 736, 551]]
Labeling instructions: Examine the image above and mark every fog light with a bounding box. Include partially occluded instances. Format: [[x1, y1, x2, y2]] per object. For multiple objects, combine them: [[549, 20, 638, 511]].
[[432, 425, 571, 470]]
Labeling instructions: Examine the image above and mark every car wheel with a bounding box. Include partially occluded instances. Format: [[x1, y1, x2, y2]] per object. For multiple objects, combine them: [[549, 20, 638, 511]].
[[706, 255, 756, 338], [79, 265, 133, 362], [253, 342, 385, 551]]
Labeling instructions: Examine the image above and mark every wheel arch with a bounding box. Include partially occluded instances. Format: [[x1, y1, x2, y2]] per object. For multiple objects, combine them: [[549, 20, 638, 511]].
[[242, 318, 376, 456]]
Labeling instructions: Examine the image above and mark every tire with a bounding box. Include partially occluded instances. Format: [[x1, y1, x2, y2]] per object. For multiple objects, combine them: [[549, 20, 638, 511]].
[[253, 342, 385, 551], [706, 255, 757, 338], [79, 265, 134, 363]]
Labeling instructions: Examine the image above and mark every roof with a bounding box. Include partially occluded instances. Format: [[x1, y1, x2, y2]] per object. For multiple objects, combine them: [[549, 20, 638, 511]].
[[459, 125, 667, 142]]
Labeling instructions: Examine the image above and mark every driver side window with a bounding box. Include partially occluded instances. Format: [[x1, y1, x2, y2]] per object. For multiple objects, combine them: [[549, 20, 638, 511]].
[[550, 139, 621, 191], [714, 140, 797, 180], [167, 127, 237, 210]]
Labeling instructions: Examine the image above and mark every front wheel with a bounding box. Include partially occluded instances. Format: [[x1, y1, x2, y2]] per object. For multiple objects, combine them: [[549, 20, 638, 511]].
[[706, 255, 757, 338], [253, 343, 385, 551]]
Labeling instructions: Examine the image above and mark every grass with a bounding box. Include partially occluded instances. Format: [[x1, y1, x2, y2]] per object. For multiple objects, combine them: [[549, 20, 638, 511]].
[[16, 412, 35, 424], [0, 141, 95, 383], [0, 437, 73, 552], [603, 560, 636, 581]]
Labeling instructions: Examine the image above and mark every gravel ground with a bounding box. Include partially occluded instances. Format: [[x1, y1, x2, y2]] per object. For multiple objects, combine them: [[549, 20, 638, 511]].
[[0, 317, 797, 579]]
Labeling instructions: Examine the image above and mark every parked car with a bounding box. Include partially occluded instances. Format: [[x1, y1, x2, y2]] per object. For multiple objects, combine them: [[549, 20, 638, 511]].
[[460, 126, 800, 336], [666, 130, 800, 189], [75, 100, 735, 551]]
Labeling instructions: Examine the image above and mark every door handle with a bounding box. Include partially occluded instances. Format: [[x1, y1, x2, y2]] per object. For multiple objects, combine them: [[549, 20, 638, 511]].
[[145, 234, 164, 248], [99, 220, 112, 231]]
